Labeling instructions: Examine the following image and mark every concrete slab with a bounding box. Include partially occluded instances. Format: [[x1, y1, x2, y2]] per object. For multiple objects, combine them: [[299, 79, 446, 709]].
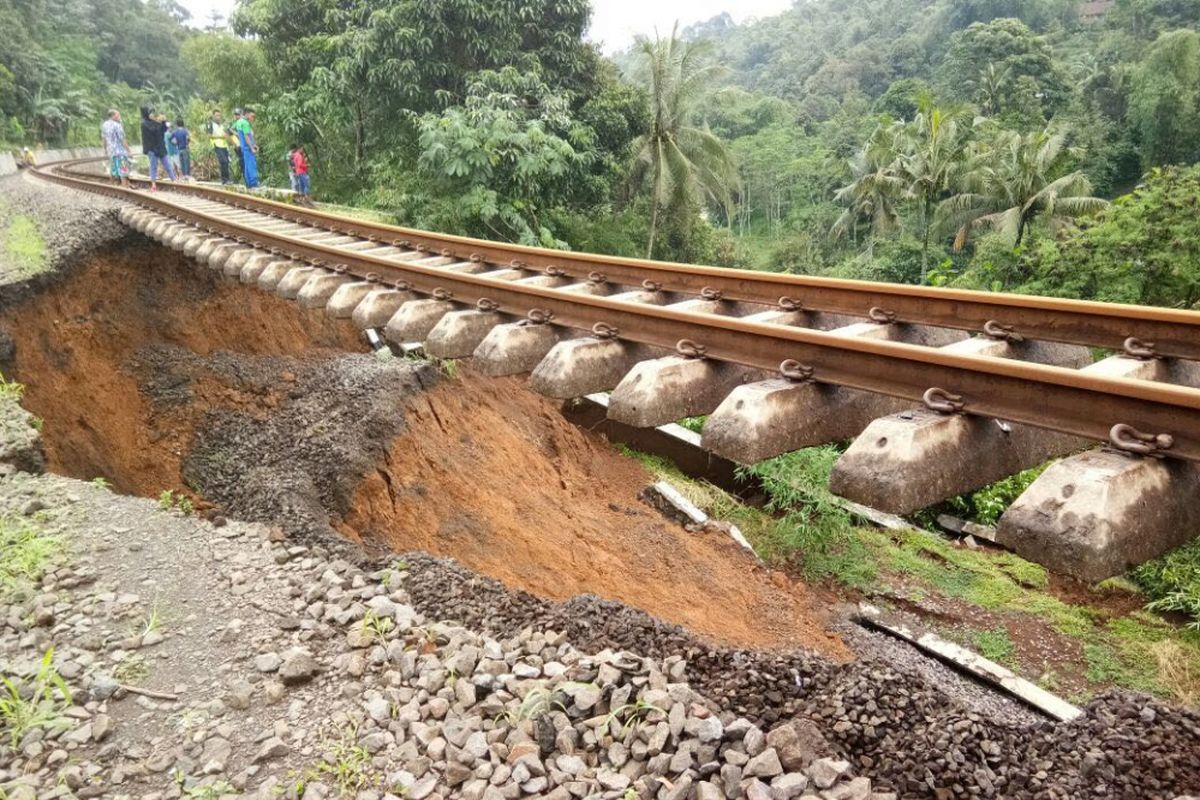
[[166, 224, 199, 250], [297, 273, 354, 309], [223, 247, 261, 276], [383, 299, 455, 344], [239, 253, 277, 284], [608, 356, 757, 428], [997, 450, 1200, 582], [257, 260, 302, 291], [187, 235, 225, 261], [700, 318, 938, 464], [325, 281, 375, 318], [530, 338, 651, 399], [424, 309, 506, 358], [351, 289, 413, 330], [205, 242, 246, 271], [276, 266, 325, 300], [227, 251, 272, 280], [192, 236, 229, 263], [473, 322, 565, 376], [703, 379, 898, 464], [829, 345, 1154, 514]]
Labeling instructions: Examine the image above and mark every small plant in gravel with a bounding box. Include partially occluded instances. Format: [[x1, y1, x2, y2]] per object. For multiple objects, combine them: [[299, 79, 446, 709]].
[[604, 698, 666, 734], [0, 515, 63, 603], [0, 649, 73, 750], [90, 477, 111, 490], [500, 686, 567, 725], [304, 726, 379, 795], [360, 610, 394, 644], [157, 490, 194, 516], [177, 776, 238, 799], [0, 371, 24, 400], [113, 655, 148, 684]]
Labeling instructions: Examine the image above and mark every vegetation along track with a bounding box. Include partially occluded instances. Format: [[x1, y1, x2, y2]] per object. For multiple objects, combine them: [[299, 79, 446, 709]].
[[33, 158, 1200, 465]]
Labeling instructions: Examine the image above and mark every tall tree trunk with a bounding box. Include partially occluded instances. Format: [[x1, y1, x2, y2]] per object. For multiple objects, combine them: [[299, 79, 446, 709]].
[[646, 200, 660, 259], [354, 100, 366, 166], [646, 159, 662, 258], [920, 194, 932, 283]]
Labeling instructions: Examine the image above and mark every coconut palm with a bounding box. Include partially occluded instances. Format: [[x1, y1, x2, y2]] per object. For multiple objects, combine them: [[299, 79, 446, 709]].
[[831, 123, 906, 247], [940, 127, 1109, 249], [628, 24, 740, 258], [895, 97, 972, 281]]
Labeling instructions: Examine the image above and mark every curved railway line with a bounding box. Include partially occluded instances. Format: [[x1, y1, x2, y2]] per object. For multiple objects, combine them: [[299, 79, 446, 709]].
[[28, 156, 1200, 580]]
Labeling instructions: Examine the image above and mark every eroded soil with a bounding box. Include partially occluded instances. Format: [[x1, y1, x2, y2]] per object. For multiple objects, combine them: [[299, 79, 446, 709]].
[[0, 242, 846, 656]]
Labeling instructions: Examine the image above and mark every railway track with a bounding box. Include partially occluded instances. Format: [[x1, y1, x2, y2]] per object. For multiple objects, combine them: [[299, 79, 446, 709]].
[[30, 157, 1200, 581]]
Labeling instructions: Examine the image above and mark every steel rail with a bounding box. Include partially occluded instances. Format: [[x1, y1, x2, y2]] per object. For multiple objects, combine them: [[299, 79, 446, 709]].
[[46, 159, 1200, 361], [32, 160, 1200, 462]]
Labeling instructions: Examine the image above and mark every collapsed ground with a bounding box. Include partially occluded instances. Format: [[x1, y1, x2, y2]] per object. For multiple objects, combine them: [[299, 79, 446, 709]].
[[0, 174, 1199, 798]]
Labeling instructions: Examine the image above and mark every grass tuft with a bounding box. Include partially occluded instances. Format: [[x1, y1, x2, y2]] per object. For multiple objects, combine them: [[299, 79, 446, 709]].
[[1132, 538, 1200, 629], [0, 649, 73, 750], [0, 515, 64, 603], [3, 215, 47, 278]]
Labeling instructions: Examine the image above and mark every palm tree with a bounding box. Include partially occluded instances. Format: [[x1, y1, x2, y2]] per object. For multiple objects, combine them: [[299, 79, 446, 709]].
[[940, 127, 1109, 249], [628, 25, 740, 258], [831, 123, 905, 248], [895, 96, 971, 281]]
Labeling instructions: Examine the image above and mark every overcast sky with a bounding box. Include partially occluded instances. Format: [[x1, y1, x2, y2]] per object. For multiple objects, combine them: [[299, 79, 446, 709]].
[[176, 0, 793, 53]]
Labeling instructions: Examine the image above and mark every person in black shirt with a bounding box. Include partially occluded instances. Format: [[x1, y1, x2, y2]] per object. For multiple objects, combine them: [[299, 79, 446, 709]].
[[140, 106, 176, 190]]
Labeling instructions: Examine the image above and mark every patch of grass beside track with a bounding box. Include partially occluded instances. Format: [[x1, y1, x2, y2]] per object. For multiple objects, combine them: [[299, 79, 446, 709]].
[[620, 442, 1200, 706]]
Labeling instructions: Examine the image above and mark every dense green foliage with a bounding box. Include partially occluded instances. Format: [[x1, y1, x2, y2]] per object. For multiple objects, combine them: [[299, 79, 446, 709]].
[[3, 0, 1198, 292], [0, 0, 195, 145]]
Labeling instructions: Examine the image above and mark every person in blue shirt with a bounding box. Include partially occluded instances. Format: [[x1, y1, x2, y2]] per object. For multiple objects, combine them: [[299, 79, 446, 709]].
[[170, 119, 191, 179]]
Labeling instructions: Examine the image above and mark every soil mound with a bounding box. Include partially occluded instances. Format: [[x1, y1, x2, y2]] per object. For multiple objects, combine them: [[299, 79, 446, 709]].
[[0, 245, 845, 656]]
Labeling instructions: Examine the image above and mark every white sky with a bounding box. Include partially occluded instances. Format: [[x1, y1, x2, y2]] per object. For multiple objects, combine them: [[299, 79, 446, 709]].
[[176, 0, 793, 53]]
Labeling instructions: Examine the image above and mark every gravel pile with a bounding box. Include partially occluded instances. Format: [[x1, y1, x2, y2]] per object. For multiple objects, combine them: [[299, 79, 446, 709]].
[[157, 348, 440, 540], [0, 473, 889, 800], [398, 553, 1200, 799]]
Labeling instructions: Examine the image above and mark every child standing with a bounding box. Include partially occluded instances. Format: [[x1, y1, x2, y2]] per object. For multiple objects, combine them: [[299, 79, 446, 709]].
[[290, 144, 311, 206]]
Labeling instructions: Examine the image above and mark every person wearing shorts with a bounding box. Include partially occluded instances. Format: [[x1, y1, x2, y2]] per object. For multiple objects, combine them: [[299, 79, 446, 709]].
[[290, 144, 312, 206], [100, 109, 131, 188]]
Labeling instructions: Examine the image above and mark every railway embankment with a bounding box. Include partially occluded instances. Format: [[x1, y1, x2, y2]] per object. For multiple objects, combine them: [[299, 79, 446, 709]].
[[1, 171, 1199, 799]]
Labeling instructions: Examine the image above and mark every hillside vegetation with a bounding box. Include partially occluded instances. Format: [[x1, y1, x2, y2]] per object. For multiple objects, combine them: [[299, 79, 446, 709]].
[[2, 0, 1198, 306]]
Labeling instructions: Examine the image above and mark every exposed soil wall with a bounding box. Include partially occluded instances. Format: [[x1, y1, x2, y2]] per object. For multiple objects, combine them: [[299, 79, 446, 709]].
[[0, 240, 846, 655]]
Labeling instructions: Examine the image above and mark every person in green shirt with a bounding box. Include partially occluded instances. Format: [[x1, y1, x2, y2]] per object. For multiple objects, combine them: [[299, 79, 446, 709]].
[[232, 109, 259, 188], [206, 109, 233, 185]]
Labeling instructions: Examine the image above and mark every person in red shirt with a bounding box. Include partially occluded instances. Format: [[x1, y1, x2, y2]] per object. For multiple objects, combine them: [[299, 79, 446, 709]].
[[290, 144, 312, 206]]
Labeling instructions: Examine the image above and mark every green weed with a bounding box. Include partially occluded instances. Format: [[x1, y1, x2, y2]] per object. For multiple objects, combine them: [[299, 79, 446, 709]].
[[972, 627, 1016, 664], [359, 610, 394, 644], [946, 461, 1054, 524], [0, 371, 24, 400], [1132, 538, 1200, 628], [305, 726, 378, 795], [0, 515, 64, 603], [499, 686, 567, 725], [90, 477, 111, 490], [0, 649, 73, 750], [157, 490, 194, 516], [180, 780, 238, 799], [604, 698, 666, 734], [3, 215, 47, 277]]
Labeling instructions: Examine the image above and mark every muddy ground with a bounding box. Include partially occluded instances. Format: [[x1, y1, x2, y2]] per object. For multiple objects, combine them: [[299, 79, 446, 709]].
[[0, 224, 841, 656]]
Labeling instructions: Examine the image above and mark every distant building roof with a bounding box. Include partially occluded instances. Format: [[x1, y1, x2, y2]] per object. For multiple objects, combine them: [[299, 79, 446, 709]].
[[1078, 0, 1115, 21]]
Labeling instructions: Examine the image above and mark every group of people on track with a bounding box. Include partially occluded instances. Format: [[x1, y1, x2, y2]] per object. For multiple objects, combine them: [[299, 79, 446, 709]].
[[98, 105, 312, 203]]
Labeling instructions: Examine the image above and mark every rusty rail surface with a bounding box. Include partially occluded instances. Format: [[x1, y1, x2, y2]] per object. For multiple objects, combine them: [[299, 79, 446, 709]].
[[44, 159, 1200, 361], [32, 158, 1200, 462]]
